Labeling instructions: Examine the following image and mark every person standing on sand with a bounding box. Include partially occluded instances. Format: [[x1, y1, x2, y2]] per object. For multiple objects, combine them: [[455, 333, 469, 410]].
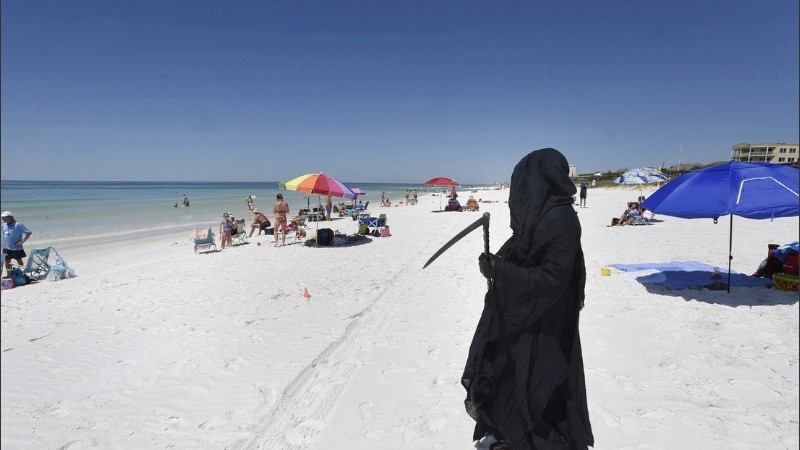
[[273, 193, 290, 247], [579, 180, 588, 208], [2, 211, 32, 277], [325, 194, 332, 221], [465, 148, 593, 450], [219, 212, 232, 249]]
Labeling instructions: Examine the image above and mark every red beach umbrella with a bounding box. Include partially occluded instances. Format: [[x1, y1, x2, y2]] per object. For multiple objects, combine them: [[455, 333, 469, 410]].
[[424, 177, 459, 186], [424, 177, 459, 210]]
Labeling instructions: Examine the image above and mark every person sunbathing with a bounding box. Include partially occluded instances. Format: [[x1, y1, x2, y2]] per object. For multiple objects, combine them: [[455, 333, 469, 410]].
[[466, 195, 479, 211], [617, 202, 642, 226], [230, 216, 239, 235]]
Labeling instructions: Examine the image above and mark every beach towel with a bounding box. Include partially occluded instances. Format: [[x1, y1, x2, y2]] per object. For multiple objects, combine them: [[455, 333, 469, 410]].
[[608, 261, 774, 290]]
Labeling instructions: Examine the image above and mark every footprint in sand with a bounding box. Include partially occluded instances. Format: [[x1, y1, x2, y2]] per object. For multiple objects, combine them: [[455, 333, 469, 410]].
[[598, 407, 621, 428], [359, 401, 373, 420]]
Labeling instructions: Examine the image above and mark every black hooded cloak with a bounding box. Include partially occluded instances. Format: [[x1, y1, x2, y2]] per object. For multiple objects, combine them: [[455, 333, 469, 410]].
[[462, 148, 593, 449]]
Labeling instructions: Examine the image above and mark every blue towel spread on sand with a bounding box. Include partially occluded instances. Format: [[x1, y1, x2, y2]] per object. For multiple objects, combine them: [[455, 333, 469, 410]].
[[608, 261, 774, 290]]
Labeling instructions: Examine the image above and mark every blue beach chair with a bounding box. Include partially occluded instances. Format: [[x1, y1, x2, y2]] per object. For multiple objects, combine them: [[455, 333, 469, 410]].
[[22, 247, 74, 281], [191, 227, 217, 253]]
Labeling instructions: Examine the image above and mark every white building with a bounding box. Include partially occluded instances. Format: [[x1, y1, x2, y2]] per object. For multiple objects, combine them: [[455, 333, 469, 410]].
[[731, 143, 798, 165]]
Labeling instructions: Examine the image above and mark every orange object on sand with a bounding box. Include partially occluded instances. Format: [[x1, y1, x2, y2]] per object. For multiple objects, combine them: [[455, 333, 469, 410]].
[[303, 287, 311, 299]]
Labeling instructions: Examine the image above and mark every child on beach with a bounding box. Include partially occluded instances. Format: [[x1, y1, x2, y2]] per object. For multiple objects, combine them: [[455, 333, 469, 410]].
[[219, 213, 232, 249]]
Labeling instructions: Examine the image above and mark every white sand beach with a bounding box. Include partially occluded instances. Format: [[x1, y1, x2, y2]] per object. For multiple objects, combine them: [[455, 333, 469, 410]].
[[1, 187, 798, 449]]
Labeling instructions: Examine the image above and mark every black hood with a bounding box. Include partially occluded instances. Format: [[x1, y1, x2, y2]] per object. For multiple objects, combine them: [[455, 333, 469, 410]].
[[503, 148, 576, 264]]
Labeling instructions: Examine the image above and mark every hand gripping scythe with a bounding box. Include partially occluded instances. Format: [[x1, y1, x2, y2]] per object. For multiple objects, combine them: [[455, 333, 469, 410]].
[[423, 212, 491, 288]]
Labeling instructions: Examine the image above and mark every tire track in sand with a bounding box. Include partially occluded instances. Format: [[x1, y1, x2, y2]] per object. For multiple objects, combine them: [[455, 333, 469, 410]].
[[232, 243, 436, 449]]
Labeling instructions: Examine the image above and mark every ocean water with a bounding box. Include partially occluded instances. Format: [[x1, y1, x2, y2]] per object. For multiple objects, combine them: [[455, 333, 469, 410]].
[[0, 180, 460, 250]]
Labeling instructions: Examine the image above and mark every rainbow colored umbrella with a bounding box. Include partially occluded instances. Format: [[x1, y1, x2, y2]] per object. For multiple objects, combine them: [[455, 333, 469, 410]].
[[279, 173, 357, 199]]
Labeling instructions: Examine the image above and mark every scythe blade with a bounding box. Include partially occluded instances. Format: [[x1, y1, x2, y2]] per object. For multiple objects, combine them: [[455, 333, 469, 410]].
[[423, 212, 490, 269]]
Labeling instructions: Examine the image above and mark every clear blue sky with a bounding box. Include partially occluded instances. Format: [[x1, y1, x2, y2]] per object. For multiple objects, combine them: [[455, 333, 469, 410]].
[[2, 0, 797, 183]]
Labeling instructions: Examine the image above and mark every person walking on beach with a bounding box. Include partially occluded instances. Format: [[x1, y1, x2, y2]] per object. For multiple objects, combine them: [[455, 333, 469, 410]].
[[465, 148, 593, 449], [273, 193, 290, 247], [579, 180, 588, 208], [2, 211, 32, 276], [413, 189, 418, 205]]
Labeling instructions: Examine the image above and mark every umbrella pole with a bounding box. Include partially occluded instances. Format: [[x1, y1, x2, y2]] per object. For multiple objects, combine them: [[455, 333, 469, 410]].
[[727, 214, 733, 293]]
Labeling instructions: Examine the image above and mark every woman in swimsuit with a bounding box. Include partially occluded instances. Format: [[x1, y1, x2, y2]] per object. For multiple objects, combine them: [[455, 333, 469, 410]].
[[273, 193, 290, 246]]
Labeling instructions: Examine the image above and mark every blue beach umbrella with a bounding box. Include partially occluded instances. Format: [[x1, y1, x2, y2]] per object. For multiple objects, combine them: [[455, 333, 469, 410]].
[[641, 161, 799, 292]]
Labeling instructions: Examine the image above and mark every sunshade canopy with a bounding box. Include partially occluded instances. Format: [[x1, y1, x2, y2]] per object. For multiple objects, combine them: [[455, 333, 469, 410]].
[[641, 162, 799, 219], [279, 173, 357, 199], [615, 167, 669, 185], [424, 177, 459, 186]]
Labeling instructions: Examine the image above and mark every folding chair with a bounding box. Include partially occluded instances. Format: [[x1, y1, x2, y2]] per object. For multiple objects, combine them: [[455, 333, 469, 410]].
[[191, 227, 217, 253], [22, 247, 73, 281], [22, 247, 54, 281], [231, 219, 248, 245]]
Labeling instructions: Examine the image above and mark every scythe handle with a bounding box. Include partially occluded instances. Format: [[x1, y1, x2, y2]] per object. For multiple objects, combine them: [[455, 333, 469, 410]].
[[483, 212, 491, 289]]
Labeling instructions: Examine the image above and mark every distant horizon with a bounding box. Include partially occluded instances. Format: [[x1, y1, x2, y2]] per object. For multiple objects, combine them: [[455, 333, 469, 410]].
[[0, 154, 763, 184]]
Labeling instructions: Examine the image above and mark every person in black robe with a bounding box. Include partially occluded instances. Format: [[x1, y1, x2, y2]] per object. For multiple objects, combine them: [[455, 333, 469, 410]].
[[463, 148, 593, 449]]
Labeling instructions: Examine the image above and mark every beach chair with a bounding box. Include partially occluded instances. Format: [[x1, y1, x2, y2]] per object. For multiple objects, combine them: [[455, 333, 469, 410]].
[[191, 227, 217, 253], [231, 219, 248, 245], [22, 247, 74, 281]]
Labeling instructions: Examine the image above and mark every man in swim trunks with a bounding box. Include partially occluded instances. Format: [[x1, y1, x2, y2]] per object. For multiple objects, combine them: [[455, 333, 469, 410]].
[[273, 193, 290, 246], [249, 209, 271, 237]]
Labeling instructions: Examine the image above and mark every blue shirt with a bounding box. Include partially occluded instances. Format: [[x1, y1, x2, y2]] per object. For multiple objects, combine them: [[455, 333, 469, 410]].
[[2, 221, 31, 251]]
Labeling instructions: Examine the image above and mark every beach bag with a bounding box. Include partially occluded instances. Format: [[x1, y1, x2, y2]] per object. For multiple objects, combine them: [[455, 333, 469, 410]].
[[783, 252, 799, 275], [611, 218, 620, 226], [753, 244, 784, 278], [371, 229, 380, 237], [379, 226, 391, 237], [318, 228, 334, 246], [10, 266, 27, 287], [357, 224, 370, 235], [1, 277, 13, 290]]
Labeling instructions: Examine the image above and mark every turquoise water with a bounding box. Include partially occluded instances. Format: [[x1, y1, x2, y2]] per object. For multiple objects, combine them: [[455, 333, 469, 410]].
[[0, 180, 462, 250]]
